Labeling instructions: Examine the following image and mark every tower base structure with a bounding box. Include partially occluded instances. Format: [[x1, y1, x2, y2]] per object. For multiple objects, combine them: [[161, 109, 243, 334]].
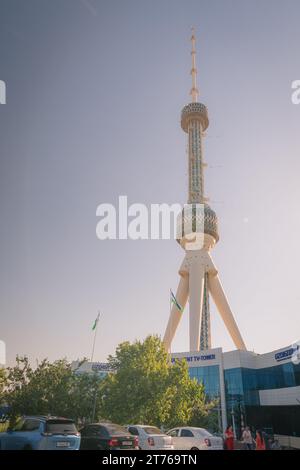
[[163, 234, 246, 353]]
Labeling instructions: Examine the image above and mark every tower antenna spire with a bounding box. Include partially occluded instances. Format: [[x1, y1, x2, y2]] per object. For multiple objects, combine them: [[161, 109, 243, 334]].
[[190, 27, 199, 102]]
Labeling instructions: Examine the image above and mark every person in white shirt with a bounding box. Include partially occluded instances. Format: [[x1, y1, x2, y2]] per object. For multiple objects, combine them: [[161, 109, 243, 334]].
[[242, 426, 254, 450]]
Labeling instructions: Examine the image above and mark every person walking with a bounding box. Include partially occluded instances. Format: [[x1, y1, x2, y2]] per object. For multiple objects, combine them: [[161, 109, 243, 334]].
[[255, 430, 266, 450], [242, 426, 253, 450], [224, 425, 235, 450]]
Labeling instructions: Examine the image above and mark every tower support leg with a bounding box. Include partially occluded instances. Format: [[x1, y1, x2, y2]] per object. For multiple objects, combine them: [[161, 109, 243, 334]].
[[208, 272, 246, 350]]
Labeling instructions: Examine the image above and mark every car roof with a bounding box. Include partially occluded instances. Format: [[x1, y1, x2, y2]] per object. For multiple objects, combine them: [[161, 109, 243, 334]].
[[180, 426, 206, 430], [169, 426, 207, 432], [24, 416, 74, 422], [130, 425, 159, 429], [85, 422, 122, 427]]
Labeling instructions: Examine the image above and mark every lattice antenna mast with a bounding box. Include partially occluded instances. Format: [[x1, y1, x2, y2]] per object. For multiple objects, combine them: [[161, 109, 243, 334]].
[[190, 27, 199, 103]]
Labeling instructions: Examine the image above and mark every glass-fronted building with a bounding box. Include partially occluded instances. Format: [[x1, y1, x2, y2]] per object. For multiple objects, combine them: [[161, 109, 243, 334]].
[[171, 343, 300, 445], [189, 365, 220, 398]]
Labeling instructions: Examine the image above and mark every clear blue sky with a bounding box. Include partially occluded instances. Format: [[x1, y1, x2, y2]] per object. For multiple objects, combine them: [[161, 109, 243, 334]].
[[0, 0, 300, 365]]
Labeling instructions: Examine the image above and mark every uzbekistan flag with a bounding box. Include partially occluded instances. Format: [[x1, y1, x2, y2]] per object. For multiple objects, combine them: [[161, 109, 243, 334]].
[[92, 312, 100, 331], [170, 289, 182, 312]]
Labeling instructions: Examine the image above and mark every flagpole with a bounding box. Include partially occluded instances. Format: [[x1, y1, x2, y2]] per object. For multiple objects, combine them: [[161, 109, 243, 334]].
[[91, 311, 100, 362]]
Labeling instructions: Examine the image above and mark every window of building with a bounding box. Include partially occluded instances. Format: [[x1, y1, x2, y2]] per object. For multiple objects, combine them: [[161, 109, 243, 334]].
[[189, 365, 220, 398]]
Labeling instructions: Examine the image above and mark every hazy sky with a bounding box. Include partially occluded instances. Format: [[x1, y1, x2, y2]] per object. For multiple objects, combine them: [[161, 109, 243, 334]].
[[1, 0, 300, 366]]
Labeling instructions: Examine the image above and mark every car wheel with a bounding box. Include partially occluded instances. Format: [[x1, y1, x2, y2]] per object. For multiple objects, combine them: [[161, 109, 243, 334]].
[[191, 447, 199, 451]]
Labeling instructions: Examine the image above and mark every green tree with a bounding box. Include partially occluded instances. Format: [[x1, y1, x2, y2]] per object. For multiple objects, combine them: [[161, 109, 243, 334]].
[[99, 335, 214, 429], [0, 367, 7, 408], [4, 356, 102, 423]]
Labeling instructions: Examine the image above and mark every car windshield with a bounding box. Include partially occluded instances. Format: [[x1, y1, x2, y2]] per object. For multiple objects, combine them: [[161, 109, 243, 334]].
[[106, 424, 129, 436], [46, 420, 78, 435], [143, 427, 163, 435], [195, 429, 213, 438]]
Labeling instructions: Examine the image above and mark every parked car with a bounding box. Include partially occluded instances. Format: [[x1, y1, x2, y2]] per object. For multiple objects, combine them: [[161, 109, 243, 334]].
[[0, 416, 81, 450], [127, 425, 174, 450], [80, 423, 138, 450], [166, 426, 223, 450]]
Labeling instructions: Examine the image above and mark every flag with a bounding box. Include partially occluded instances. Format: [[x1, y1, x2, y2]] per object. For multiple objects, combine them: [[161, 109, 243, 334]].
[[92, 312, 100, 331], [170, 289, 182, 312]]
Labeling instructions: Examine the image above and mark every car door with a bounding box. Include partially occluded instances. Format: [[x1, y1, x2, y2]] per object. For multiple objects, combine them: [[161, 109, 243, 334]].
[[83, 425, 108, 450], [93, 425, 109, 449], [14, 418, 42, 449], [167, 428, 181, 450], [179, 429, 196, 449], [0, 419, 25, 450], [2, 418, 41, 450]]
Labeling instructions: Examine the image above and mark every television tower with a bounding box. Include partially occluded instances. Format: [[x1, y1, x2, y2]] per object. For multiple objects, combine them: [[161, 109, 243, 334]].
[[163, 29, 246, 352]]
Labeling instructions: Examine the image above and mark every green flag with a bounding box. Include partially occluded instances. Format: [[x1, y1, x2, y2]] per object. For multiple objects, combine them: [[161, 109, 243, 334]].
[[170, 289, 182, 312], [92, 312, 100, 330]]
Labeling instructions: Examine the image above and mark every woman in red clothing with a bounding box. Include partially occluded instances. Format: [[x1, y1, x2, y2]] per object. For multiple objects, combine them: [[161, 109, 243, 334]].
[[255, 430, 266, 450], [224, 425, 235, 450]]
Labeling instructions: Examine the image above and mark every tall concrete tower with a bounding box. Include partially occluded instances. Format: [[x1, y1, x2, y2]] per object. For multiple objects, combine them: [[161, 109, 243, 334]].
[[163, 29, 246, 352]]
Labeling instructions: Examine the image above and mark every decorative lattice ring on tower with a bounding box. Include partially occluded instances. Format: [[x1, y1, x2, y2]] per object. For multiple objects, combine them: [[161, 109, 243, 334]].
[[181, 102, 209, 133], [176, 203, 219, 245]]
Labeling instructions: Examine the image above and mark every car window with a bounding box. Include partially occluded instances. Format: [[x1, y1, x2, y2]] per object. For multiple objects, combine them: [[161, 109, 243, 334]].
[[8, 418, 25, 431], [180, 429, 194, 437], [167, 429, 179, 437], [80, 427, 88, 436], [105, 424, 128, 436], [196, 429, 213, 438], [128, 427, 139, 436], [45, 420, 78, 435], [22, 419, 41, 432], [97, 426, 109, 437], [143, 427, 163, 435], [82, 425, 98, 437], [84, 425, 109, 437]]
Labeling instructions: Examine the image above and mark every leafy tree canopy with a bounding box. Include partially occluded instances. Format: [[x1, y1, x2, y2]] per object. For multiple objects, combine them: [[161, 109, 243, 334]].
[[100, 335, 215, 429], [1, 337, 218, 431], [2, 356, 101, 424]]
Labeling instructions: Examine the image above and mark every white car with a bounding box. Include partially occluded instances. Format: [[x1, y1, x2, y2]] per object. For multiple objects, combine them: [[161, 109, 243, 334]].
[[166, 427, 223, 450], [127, 425, 174, 450]]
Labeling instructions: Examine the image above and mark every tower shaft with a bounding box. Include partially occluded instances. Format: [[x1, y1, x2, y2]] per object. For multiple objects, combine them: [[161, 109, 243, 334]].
[[200, 273, 211, 350], [188, 119, 205, 204], [187, 115, 209, 349]]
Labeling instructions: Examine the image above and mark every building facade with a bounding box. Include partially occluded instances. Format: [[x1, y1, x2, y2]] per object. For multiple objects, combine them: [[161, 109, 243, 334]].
[[71, 361, 113, 379], [171, 343, 300, 441]]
